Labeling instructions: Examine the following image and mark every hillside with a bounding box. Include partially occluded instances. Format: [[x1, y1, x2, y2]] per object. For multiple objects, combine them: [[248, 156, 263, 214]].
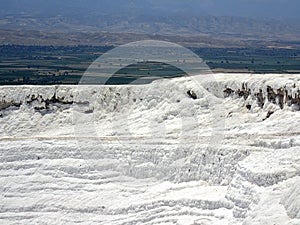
[[0, 0, 299, 41]]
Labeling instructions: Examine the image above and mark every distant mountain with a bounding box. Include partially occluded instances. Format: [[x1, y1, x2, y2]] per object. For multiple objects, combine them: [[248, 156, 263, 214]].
[[0, 0, 299, 41], [1, 0, 300, 21]]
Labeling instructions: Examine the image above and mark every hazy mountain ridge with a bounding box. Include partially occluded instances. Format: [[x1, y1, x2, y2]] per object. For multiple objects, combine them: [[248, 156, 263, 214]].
[[1, 0, 300, 21], [0, 0, 299, 40], [0, 13, 299, 41]]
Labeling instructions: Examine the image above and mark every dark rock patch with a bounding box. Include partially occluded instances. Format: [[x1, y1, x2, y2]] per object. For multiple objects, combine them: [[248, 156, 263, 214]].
[[187, 90, 197, 100]]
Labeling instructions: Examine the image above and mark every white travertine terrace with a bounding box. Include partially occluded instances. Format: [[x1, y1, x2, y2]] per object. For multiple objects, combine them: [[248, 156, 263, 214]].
[[0, 74, 299, 225]]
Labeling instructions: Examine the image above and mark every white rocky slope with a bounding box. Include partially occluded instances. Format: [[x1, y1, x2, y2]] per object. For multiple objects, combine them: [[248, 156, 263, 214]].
[[0, 73, 299, 225]]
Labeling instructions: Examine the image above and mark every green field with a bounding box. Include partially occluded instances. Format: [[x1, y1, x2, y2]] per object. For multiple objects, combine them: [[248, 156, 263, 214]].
[[193, 47, 300, 73], [0, 45, 299, 85]]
